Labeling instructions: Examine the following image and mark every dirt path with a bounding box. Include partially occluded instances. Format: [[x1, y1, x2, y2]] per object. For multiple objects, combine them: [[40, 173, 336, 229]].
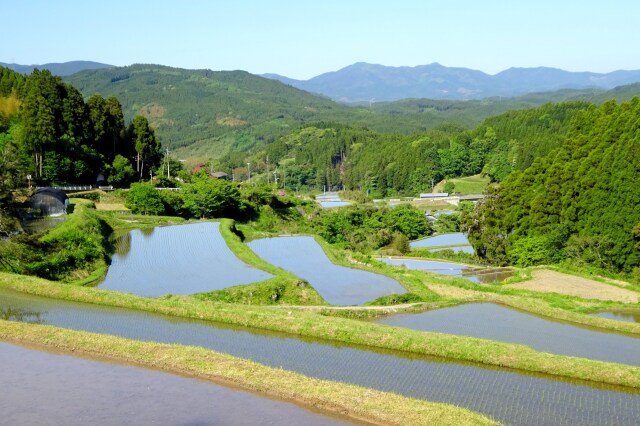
[[270, 303, 423, 312], [508, 270, 639, 303]]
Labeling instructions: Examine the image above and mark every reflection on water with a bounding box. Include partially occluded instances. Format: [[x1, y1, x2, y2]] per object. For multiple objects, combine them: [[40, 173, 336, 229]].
[[248, 236, 405, 305], [0, 307, 44, 323], [1, 287, 639, 426], [99, 222, 273, 297], [20, 216, 66, 233], [593, 309, 640, 324], [0, 342, 348, 426], [410, 232, 470, 248], [379, 258, 513, 283], [376, 303, 640, 366]]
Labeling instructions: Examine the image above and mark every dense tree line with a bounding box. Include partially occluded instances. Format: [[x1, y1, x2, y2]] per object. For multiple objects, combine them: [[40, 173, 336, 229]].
[[464, 99, 640, 277], [0, 66, 163, 203]]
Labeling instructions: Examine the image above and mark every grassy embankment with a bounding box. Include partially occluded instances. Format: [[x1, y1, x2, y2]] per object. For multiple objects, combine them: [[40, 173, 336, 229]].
[[1, 272, 639, 389], [0, 320, 498, 426], [366, 259, 640, 335], [194, 219, 326, 305]]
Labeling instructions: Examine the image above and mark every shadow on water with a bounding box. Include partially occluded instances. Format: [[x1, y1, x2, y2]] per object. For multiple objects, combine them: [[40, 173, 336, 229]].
[[1, 287, 639, 426], [593, 309, 640, 324]]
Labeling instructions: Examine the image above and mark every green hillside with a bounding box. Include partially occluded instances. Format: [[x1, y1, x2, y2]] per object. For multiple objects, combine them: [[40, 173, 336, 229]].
[[465, 98, 640, 276]]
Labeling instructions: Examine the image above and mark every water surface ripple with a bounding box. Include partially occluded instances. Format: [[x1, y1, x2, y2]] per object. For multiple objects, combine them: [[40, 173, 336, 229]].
[[1, 288, 638, 426], [248, 236, 405, 305], [376, 303, 640, 366]]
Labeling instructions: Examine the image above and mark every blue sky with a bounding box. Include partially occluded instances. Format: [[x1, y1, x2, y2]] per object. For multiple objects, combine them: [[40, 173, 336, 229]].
[[3, 0, 639, 79]]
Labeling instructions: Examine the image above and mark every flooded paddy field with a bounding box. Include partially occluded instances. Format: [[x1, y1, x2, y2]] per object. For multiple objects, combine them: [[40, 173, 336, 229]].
[[376, 303, 640, 366], [593, 309, 640, 324], [99, 222, 272, 297], [410, 232, 475, 254], [2, 288, 639, 426], [248, 236, 405, 305], [379, 258, 513, 283], [0, 341, 348, 426]]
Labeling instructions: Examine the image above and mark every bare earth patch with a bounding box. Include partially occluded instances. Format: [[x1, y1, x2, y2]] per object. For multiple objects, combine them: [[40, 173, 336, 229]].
[[216, 116, 247, 126], [95, 203, 128, 211], [509, 270, 639, 303], [428, 284, 482, 299]]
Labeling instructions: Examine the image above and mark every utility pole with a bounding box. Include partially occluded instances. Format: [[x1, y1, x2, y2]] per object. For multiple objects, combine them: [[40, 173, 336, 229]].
[[165, 148, 170, 179], [266, 156, 270, 185]]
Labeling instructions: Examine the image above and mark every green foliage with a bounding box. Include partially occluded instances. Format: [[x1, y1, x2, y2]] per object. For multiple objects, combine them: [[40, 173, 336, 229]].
[[0, 201, 112, 280], [443, 181, 455, 193], [316, 204, 431, 252], [126, 182, 165, 215], [182, 173, 241, 219], [469, 98, 640, 274], [108, 154, 135, 186], [434, 213, 460, 233]]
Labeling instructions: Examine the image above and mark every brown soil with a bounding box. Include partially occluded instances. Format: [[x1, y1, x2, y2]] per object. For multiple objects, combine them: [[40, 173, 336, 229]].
[[95, 202, 128, 211], [139, 103, 166, 119], [509, 270, 639, 303], [216, 116, 247, 126]]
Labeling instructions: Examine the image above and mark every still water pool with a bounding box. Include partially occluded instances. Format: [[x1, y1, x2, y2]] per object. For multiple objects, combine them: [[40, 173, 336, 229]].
[[99, 222, 272, 297], [1, 288, 638, 426]]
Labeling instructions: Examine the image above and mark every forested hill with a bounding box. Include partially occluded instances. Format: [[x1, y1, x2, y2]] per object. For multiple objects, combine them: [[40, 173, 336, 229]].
[[247, 101, 591, 196], [465, 98, 640, 276], [64, 64, 385, 159], [0, 60, 114, 76]]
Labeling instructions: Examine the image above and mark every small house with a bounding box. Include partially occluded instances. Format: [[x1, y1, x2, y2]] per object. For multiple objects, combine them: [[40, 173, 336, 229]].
[[29, 188, 69, 216]]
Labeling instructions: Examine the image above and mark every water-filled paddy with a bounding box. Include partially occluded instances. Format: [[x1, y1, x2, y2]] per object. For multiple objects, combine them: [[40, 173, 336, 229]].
[[0, 341, 347, 426], [247, 236, 405, 305], [376, 303, 640, 366], [410, 232, 474, 254], [99, 222, 272, 297], [2, 288, 639, 426], [379, 258, 513, 283], [410, 232, 470, 247], [593, 309, 640, 324], [316, 192, 353, 208]]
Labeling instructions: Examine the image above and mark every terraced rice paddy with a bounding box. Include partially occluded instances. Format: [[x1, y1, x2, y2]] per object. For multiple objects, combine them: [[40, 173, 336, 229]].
[[593, 309, 640, 324], [0, 341, 346, 426], [379, 258, 513, 283], [99, 222, 272, 297], [2, 288, 639, 426], [247, 236, 405, 305], [316, 192, 353, 208], [376, 303, 640, 366], [410, 232, 475, 254]]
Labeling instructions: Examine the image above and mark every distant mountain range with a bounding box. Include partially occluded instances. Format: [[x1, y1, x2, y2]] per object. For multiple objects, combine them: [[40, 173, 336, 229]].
[[263, 62, 640, 102], [0, 60, 114, 76]]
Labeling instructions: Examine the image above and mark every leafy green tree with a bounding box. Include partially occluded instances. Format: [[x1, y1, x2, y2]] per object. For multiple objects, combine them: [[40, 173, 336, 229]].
[[382, 204, 432, 240], [182, 173, 241, 218], [129, 115, 161, 179], [443, 181, 455, 194], [108, 154, 135, 186], [125, 182, 165, 215]]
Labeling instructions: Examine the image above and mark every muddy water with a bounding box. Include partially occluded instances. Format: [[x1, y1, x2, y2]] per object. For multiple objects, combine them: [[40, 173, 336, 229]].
[[0, 341, 349, 426], [1, 288, 639, 426], [248, 236, 406, 305], [99, 222, 272, 297], [376, 303, 640, 366]]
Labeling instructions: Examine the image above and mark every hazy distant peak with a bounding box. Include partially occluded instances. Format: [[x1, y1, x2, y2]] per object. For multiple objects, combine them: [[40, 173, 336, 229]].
[[0, 60, 114, 76]]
